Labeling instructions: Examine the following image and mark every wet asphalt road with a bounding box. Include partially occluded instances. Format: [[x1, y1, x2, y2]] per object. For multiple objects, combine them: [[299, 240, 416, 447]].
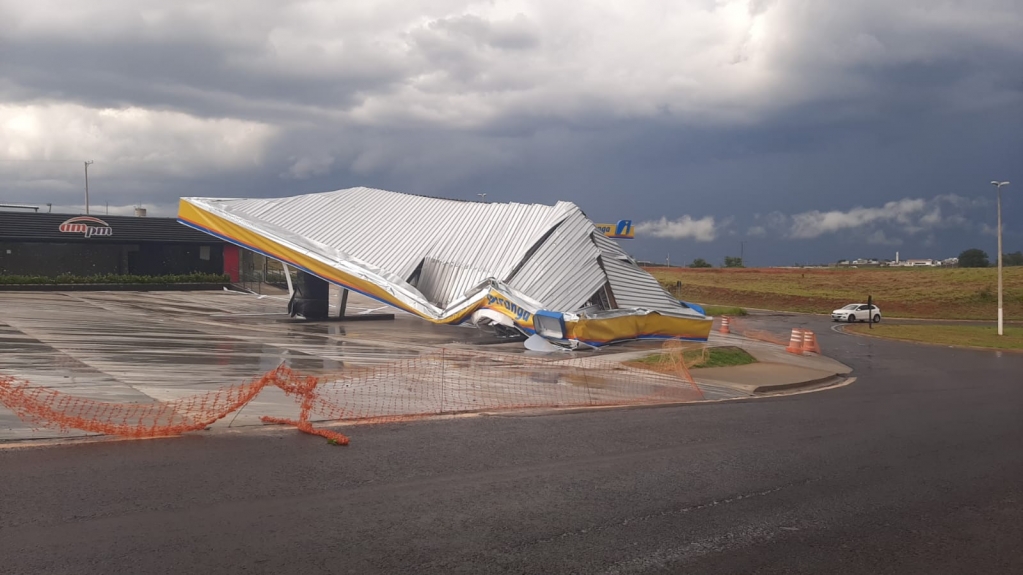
[[1, 313, 1022, 574]]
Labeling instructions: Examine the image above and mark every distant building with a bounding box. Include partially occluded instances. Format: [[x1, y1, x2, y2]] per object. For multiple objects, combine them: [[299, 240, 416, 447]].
[[837, 258, 880, 267]]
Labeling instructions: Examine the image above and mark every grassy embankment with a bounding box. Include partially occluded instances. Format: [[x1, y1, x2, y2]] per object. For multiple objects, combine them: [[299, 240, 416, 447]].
[[650, 266, 1023, 321], [701, 305, 748, 317], [846, 324, 1023, 350], [629, 346, 757, 371]]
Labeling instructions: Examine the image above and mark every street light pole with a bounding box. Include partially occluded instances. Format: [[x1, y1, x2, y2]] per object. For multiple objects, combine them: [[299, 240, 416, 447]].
[[84, 161, 94, 215], [991, 181, 1011, 336], [477, 193, 487, 202]]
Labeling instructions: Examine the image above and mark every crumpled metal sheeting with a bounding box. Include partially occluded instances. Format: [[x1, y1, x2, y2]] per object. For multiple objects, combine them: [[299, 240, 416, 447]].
[[213, 188, 571, 282], [416, 258, 492, 308], [180, 188, 704, 339], [592, 231, 633, 260], [190, 187, 613, 314], [601, 256, 690, 314], [505, 210, 607, 313], [592, 232, 697, 316]]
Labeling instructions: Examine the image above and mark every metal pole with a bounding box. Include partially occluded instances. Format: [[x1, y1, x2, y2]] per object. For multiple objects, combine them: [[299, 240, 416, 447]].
[[991, 181, 1010, 335], [84, 161, 94, 215], [997, 186, 1003, 336]]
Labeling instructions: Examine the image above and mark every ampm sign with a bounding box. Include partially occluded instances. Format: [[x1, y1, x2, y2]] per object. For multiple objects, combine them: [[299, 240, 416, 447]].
[[58, 216, 113, 238], [595, 220, 634, 239]]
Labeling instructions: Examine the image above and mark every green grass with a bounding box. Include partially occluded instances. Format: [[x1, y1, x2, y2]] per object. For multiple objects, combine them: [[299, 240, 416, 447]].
[[694, 346, 758, 368], [847, 324, 1023, 350], [630, 346, 758, 369], [648, 266, 1023, 320], [702, 305, 748, 317]]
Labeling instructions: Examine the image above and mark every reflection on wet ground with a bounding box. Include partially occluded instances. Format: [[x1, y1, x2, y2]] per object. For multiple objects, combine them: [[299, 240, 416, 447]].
[[0, 290, 737, 440]]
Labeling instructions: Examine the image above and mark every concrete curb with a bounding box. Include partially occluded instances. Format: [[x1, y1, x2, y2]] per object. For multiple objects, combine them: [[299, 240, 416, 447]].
[[747, 374, 848, 394], [482, 375, 855, 418]]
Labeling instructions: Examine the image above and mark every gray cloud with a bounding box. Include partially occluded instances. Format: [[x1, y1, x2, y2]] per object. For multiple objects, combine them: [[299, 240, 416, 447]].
[[741, 195, 996, 251], [789, 198, 930, 239], [637, 216, 719, 242], [0, 0, 1020, 265]]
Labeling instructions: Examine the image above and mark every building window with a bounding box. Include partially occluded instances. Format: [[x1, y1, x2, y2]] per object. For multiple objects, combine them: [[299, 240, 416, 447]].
[[199, 246, 211, 261]]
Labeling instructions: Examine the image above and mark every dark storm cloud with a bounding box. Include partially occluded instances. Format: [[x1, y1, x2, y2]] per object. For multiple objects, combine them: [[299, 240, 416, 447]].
[[1, 0, 1021, 265]]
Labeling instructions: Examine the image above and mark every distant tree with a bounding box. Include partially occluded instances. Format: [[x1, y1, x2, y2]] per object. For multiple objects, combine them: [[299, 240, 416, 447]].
[[723, 256, 745, 268], [958, 249, 990, 268], [1003, 251, 1023, 267], [689, 258, 712, 268]]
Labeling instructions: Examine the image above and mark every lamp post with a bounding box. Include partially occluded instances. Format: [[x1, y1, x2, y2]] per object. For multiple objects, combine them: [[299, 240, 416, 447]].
[[477, 193, 487, 202], [84, 161, 94, 215], [991, 181, 1011, 335]]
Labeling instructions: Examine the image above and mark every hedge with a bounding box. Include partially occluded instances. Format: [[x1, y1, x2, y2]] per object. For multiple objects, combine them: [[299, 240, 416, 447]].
[[0, 273, 231, 285]]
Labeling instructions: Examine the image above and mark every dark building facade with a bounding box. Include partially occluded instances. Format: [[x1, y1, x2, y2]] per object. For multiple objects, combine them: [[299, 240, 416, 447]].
[[0, 212, 239, 279]]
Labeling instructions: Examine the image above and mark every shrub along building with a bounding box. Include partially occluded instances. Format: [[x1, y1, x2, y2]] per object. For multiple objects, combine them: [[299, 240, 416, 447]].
[[0, 210, 239, 280]]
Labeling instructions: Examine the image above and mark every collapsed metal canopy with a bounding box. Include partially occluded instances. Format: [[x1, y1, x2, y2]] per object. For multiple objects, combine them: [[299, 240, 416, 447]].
[[178, 187, 711, 346]]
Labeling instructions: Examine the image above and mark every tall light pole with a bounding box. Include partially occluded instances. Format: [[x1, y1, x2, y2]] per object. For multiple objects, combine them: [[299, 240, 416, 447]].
[[84, 161, 94, 215], [477, 193, 487, 202], [991, 181, 1011, 335]]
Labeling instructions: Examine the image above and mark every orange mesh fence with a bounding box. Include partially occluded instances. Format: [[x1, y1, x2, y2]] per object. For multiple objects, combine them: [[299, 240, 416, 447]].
[[728, 318, 790, 346], [0, 341, 708, 445], [0, 373, 271, 439]]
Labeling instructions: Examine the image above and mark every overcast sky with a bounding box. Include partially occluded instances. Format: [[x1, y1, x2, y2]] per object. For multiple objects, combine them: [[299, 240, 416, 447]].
[[2, 0, 1021, 265]]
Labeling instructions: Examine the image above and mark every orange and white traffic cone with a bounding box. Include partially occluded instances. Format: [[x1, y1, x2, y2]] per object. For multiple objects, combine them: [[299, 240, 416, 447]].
[[719, 316, 731, 334], [786, 328, 804, 355], [802, 330, 821, 354]]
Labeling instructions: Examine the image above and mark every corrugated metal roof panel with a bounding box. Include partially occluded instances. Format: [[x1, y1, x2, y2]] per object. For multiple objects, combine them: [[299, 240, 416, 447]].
[[214, 188, 568, 282], [601, 256, 691, 315], [590, 232, 698, 316], [416, 257, 491, 308], [182, 187, 699, 322], [507, 211, 606, 312]]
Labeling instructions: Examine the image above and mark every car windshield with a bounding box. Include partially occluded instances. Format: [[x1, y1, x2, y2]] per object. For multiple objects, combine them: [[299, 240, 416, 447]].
[[841, 304, 859, 310]]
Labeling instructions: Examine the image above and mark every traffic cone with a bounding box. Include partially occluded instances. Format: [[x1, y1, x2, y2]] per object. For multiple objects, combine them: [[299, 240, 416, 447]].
[[786, 328, 804, 355], [802, 330, 821, 354], [719, 316, 731, 334]]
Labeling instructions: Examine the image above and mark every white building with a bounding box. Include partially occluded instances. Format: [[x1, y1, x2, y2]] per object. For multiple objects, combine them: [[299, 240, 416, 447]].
[[897, 259, 940, 267]]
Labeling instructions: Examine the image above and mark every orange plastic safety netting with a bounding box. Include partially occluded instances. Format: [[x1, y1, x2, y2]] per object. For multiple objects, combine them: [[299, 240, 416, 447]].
[[0, 341, 708, 445], [0, 372, 272, 439], [727, 317, 790, 346]]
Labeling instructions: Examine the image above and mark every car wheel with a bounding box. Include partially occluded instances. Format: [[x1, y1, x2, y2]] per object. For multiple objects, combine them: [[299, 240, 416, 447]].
[[847, 314, 855, 323], [873, 314, 881, 323]]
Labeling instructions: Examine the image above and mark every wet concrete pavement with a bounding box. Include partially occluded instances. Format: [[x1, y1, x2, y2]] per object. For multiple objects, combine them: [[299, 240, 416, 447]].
[[0, 290, 501, 437], [2, 291, 799, 440], [0, 310, 1020, 574]]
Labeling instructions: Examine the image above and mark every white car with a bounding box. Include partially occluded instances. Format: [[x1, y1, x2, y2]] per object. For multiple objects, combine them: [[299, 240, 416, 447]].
[[832, 304, 882, 323]]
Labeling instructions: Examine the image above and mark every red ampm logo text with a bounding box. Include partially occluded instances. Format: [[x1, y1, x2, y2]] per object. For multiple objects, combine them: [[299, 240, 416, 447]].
[[58, 216, 113, 238]]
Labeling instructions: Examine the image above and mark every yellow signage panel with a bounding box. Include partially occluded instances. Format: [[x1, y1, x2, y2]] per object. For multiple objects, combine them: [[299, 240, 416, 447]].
[[595, 220, 634, 239]]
